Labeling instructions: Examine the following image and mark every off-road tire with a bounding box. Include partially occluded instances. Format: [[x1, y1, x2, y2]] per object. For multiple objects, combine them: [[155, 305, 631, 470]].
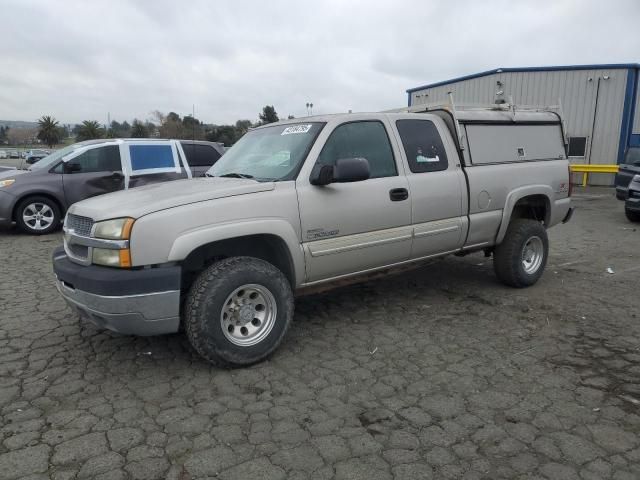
[[185, 256, 294, 367], [625, 207, 640, 222], [15, 196, 61, 235], [493, 218, 549, 288]]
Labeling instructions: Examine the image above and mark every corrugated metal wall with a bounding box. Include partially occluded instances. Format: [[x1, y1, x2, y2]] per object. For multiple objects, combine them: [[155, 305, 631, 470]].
[[409, 68, 629, 185]]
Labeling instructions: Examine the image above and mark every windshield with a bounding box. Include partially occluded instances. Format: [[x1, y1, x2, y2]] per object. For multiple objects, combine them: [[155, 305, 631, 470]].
[[207, 122, 324, 181], [29, 144, 77, 170]]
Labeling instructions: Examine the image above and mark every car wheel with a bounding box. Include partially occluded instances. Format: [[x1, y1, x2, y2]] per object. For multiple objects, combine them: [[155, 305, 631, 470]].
[[185, 256, 294, 367], [15, 196, 62, 235], [625, 207, 640, 222], [493, 218, 549, 288]]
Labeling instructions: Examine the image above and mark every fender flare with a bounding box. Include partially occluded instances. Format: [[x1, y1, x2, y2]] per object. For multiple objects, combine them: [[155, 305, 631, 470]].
[[495, 185, 553, 244], [168, 218, 305, 286]]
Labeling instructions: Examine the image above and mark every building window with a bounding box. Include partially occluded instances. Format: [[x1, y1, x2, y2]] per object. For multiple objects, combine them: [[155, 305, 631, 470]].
[[568, 137, 587, 157]]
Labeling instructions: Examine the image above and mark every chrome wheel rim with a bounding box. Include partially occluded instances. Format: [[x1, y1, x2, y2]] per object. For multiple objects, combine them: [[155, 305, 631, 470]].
[[220, 284, 277, 347], [522, 236, 544, 274], [23, 203, 54, 231]]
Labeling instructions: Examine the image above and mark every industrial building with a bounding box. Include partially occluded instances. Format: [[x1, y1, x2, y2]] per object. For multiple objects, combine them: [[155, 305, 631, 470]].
[[406, 64, 640, 185]]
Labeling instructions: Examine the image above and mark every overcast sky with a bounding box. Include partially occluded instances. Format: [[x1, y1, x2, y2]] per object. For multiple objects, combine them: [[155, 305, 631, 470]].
[[1, 0, 639, 125]]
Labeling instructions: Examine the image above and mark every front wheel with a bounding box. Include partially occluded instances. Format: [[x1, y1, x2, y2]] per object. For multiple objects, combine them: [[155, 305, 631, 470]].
[[184, 256, 294, 367], [493, 219, 549, 288], [15, 196, 61, 235], [625, 207, 640, 222]]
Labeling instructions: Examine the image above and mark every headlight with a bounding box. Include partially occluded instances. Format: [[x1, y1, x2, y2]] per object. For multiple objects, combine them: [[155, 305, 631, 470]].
[[0, 179, 15, 188], [633, 174, 640, 183], [92, 217, 134, 268], [92, 248, 132, 268], [93, 217, 135, 240]]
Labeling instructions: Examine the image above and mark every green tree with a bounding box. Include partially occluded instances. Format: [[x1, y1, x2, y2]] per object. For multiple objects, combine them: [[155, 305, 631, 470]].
[[107, 120, 131, 138], [130, 119, 148, 138], [205, 125, 240, 146], [75, 120, 104, 141], [235, 119, 252, 136], [182, 115, 205, 140], [0, 125, 9, 144], [37, 115, 61, 147], [156, 111, 184, 138], [259, 105, 279, 124]]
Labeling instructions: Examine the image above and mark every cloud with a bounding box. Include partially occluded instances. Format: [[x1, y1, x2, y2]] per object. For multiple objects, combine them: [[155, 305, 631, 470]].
[[1, 0, 638, 125]]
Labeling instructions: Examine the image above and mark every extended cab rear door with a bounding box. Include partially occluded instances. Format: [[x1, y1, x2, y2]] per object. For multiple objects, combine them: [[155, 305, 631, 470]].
[[392, 115, 468, 258]]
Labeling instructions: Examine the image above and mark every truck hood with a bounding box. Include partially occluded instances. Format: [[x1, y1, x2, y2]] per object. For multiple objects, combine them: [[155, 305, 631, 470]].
[[68, 177, 275, 221]]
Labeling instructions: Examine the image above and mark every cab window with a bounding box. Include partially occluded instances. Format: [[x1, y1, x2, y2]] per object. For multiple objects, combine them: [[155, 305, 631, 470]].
[[66, 145, 121, 173], [396, 120, 448, 173], [182, 143, 222, 167], [316, 121, 397, 178]]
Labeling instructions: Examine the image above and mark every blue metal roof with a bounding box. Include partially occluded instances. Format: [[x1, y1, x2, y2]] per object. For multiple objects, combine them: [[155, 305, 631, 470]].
[[406, 63, 640, 93]]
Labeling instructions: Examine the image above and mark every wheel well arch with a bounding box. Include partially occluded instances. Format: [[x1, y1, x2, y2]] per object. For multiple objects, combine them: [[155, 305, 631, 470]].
[[180, 234, 296, 292], [12, 192, 65, 221], [511, 194, 551, 225]]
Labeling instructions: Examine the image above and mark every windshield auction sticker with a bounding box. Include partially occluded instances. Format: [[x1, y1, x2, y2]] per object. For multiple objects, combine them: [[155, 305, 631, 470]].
[[281, 124, 312, 135]]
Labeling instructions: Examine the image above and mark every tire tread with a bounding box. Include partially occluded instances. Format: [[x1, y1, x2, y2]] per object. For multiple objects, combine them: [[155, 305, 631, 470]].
[[184, 256, 293, 367], [493, 218, 548, 288]]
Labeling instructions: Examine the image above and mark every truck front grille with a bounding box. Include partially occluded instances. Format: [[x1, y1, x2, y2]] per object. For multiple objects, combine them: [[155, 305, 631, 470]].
[[66, 214, 94, 237]]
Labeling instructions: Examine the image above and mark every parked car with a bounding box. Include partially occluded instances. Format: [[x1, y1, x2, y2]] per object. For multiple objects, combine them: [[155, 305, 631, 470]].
[[0, 139, 223, 234], [25, 149, 50, 164], [615, 146, 640, 200], [52, 106, 572, 366], [0, 150, 7, 159], [9, 150, 20, 159], [624, 174, 640, 222]]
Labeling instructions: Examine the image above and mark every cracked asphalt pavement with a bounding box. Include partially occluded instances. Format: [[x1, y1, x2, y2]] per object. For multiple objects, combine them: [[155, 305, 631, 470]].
[[1, 188, 639, 479]]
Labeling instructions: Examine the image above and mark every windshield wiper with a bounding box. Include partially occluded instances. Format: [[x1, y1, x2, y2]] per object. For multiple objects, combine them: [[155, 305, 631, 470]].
[[217, 172, 254, 179]]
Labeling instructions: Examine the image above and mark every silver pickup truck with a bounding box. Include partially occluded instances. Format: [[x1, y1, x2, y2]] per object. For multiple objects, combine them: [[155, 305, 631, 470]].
[[52, 105, 573, 366]]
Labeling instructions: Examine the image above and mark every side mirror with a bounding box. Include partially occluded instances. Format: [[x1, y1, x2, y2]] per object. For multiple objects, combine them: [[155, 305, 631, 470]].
[[334, 157, 370, 183], [309, 164, 334, 186], [309, 157, 370, 186]]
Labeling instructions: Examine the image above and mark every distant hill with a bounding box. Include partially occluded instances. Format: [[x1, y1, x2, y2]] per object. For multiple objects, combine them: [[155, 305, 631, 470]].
[[0, 120, 39, 129]]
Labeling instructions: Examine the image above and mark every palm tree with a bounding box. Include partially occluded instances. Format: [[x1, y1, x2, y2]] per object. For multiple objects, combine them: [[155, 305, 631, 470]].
[[37, 116, 61, 147], [75, 120, 104, 141]]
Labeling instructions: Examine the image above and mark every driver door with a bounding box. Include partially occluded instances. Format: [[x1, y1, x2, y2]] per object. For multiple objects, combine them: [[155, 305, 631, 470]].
[[296, 120, 412, 283], [62, 145, 124, 206]]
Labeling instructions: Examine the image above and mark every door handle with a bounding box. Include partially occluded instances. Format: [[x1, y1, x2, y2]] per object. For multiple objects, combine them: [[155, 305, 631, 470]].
[[389, 188, 409, 201]]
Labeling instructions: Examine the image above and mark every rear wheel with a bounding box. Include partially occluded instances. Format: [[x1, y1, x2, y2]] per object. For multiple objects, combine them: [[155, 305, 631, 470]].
[[15, 196, 61, 235], [625, 207, 640, 222], [184, 256, 294, 367], [493, 218, 548, 288]]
